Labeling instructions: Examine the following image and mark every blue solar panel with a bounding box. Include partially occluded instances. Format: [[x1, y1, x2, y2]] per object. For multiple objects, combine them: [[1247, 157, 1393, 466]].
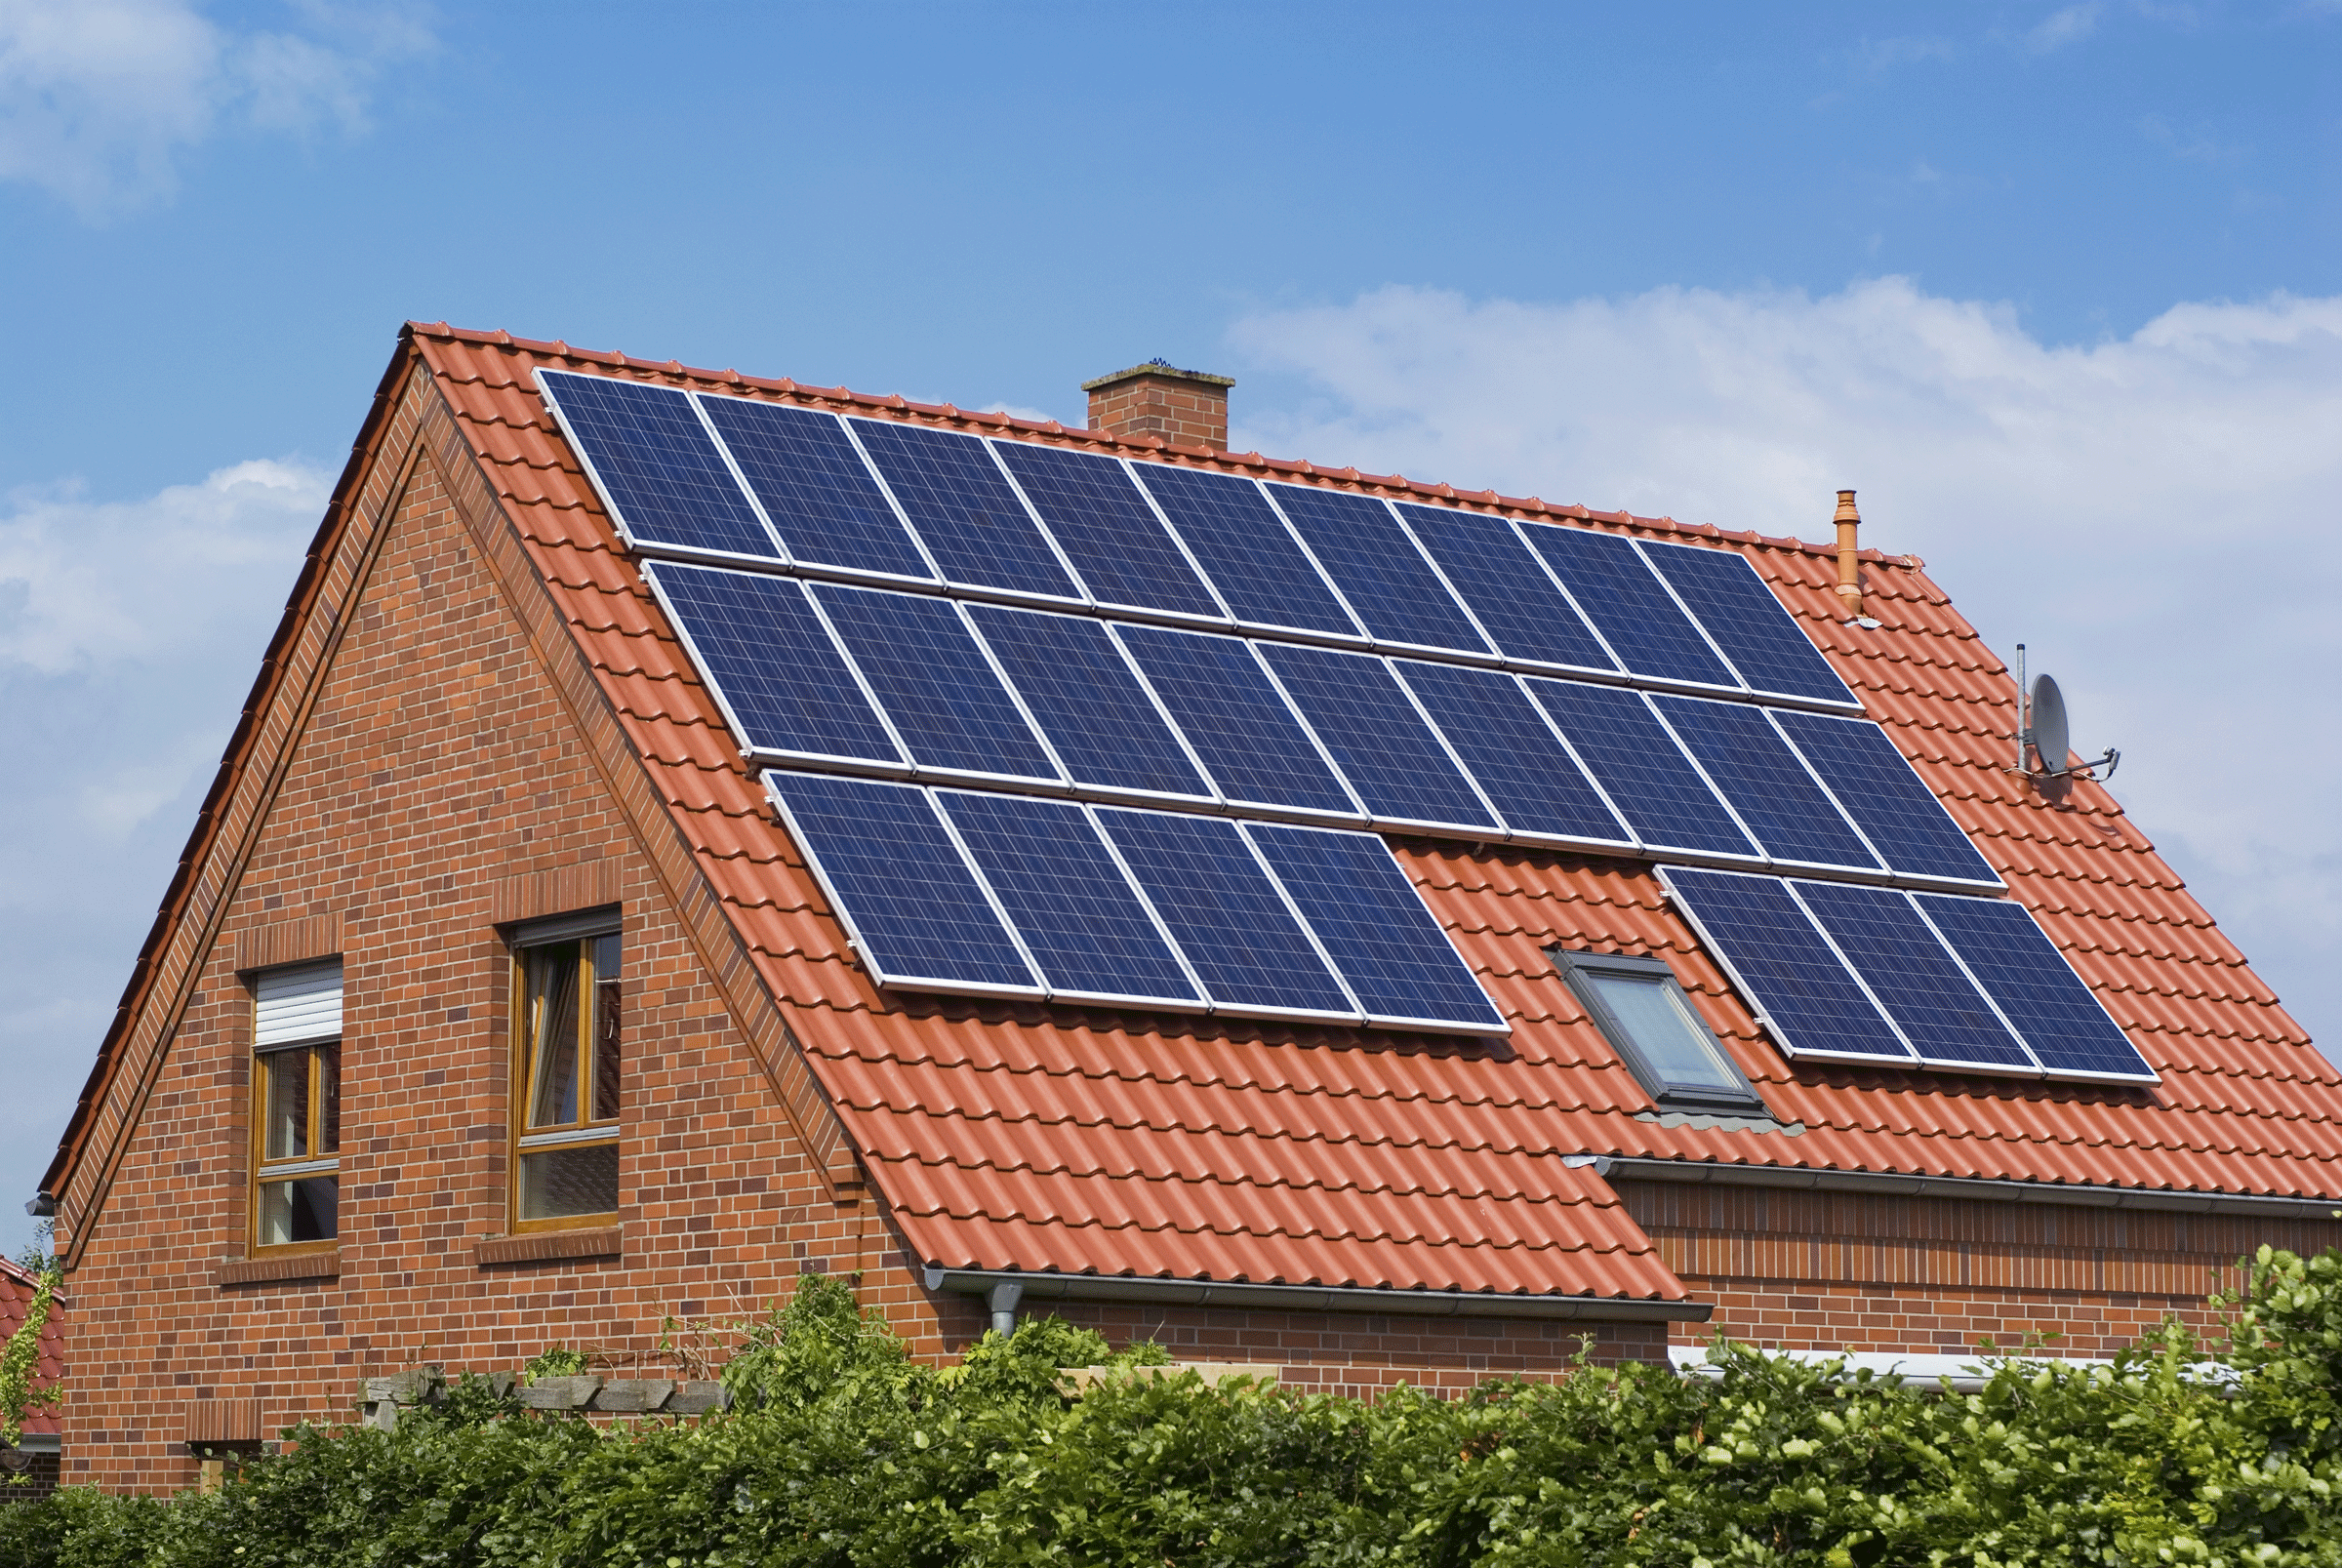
[[764, 772, 1037, 995], [1095, 809, 1357, 1021], [1112, 625, 1359, 818], [1267, 485, 1493, 654], [1133, 465, 1361, 638], [643, 564, 901, 766], [1652, 696, 1881, 871], [934, 791, 1201, 1007], [849, 420, 1081, 601], [1659, 868, 1915, 1064], [1637, 540, 1855, 705], [1913, 895, 2156, 1082], [1527, 681, 1756, 858], [1393, 663, 1634, 847], [810, 585, 1061, 784], [1520, 525, 1737, 689], [964, 605, 1212, 801], [695, 396, 934, 581], [1243, 824, 1507, 1034], [1791, 881, 2035, 1072], [1394, 504, 1617, 672], [1772, 712, 2001, 887], [539, 371, 777, 560], [1256, 645, 1497, 832], [990, 443, 1225, 621]]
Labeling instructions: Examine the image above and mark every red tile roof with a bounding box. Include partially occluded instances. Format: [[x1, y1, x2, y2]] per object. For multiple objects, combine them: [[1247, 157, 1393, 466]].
[[130, 323, 2342, 1307], [0, 1259, 62, 1438]]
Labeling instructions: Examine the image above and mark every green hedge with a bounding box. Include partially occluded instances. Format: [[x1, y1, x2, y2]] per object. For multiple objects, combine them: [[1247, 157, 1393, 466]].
[[5, 1244, 2338, 1567]]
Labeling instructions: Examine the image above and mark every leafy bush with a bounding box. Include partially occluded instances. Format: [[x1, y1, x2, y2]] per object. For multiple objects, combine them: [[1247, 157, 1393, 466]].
[[6, 1254, 2340, 1567]]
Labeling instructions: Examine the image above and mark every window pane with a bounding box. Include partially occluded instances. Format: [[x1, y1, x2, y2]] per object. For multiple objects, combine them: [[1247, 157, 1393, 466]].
[[1588, 972, 1745, 1092], [591, 975, 621, 1123], [519, 1143, 619, 1220], [319, 1047, 340, 1154], [264, 1050, 310, 1160], [257, 1177, 338, 1245], [526, 942, 582, 1128]]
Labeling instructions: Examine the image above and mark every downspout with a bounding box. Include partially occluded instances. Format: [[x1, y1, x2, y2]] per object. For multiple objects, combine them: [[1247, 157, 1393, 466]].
[[1834, 490, 1863, 620], [987, 1278, 1024, 1338]]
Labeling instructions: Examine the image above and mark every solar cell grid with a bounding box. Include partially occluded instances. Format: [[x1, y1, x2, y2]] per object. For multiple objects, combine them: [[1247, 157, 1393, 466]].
[[538, 371, 777, 561], [1112, 624, 1360, 819], [1773, 711, 2001, 887], [1528, 681, 1756, 858], [643, 564, 901, 766], [764, 772, 1037, 995], [1913, 895, 2157, 1081], [1243, 823, 1508, 1034], [1133, 464, 1362, 638], [1658, 868, 1914, 1064], [1395, 504, 1617, 672], [964, 605, 1213, 801], [991, 443, 1226, 621], [1790, 880, 2036, 1072], [1256, 644, 1498, 832], [1267, 485, 1493, 654], [811, 585, 1061, 784], [1637, 540, 1855, 705], [849, 420, 1082, 601], [1652, 696, 1880, 871], [1522, 525, 1737, 689], [1393, 662, 1634, 847], [695, 397, 934, 581]]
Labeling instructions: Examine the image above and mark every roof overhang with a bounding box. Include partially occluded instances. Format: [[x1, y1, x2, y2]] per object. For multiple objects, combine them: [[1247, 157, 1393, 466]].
[[1596, 1155, 2342, 1221], [924, 1266, 1714, 1322]]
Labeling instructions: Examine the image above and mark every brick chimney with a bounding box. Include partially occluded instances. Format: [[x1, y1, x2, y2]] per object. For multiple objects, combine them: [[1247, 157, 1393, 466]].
[[1081, 359, 1234, 452]]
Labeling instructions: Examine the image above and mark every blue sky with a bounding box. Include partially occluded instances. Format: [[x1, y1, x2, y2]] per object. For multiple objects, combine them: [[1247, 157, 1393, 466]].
[[4, 1, 2338, 1251]]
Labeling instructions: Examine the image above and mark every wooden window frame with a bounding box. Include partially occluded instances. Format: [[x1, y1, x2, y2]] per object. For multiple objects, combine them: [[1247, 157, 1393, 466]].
[[248, 1003, 341, 1259], [506, 910, 623, 1234]]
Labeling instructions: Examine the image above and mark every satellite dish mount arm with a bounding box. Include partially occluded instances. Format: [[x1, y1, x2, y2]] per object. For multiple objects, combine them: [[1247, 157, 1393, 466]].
[[2014, 645, 2120, 783]]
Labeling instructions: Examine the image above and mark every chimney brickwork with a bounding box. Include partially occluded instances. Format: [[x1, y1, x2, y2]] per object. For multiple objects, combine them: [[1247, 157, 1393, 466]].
[[1081, 360, 1234, 452]]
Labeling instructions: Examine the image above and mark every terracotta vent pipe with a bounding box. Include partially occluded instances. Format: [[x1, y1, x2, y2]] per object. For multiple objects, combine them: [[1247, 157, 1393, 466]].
[[1833, 490, 1863, 619]]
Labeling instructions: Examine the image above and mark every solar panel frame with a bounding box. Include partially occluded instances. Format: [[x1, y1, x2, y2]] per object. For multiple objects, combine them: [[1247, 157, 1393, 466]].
[[641, 562, 908, 772], [1910, 893, 2159, 1084], [1635, 537, 1861, 708], [846, 418, 1089, 607], [536, 370, 784, 566], [1771, 710, 2005, 890], [989, 442, 1232, 626], [1253, 643, 1504, 838], [1131, 464, 1368, 642], [1786, 880, 2040, 1076], [763, 770, 1043, 999], [1393, 503, 1621, 675], [1518, 522, 1743, 694], [1393, 661, 1639, 852], [1649, 694, 1885, 873], [1526, 680, 1761, 861], [1657, 866, 1918, 1066], [1262, 483, 1499, 658], [691, 395, 941, 587]]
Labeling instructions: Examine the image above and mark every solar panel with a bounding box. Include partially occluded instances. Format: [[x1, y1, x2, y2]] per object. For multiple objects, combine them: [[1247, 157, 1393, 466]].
[[1111, 624, 1360, 819], [764, 771, 1038, 996], [1266, 485, 1494, 655], [1658, 868, 1915, 1065], [1255, 644, 1499, 833], [934, 791, 1202, 1008], [990, 443, 1226, 622], [1520, 524, 1737, 690], [1132, 465, 1362, 638], [963, 604, 1214, 802], [695, 397, 935, 582], [1243, 823, 1508, 1034], [1772, 711, 2002, 888], [1094, 808, 1358, 1022], [642, 564, 902, 766], [849, 420, 1082, 602], [1394, 504, 1618, 672], [537, 371, 778, 561], [1789, 881, 2036, 1072], [810, 585, 1061, 784], [1637, 540, 1856, 705], [1651, 696, 1881, 872], [1393, 662, 1635, 848], [1912, 895, 2157, 1082], [1527, 681, 1757, 859]]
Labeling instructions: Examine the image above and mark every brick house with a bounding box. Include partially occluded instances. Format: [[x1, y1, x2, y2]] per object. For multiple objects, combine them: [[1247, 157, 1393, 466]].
[[33, 324, 2342, 1490], [0, 1257, 63, 1500]]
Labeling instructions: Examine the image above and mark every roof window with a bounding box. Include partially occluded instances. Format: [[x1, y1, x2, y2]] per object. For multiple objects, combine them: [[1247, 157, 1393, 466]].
[[1551, 947, 1766, 1112]]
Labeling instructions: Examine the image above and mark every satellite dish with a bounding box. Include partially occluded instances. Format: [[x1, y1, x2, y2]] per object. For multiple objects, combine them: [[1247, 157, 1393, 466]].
[[2027, 674, 2070, 775]]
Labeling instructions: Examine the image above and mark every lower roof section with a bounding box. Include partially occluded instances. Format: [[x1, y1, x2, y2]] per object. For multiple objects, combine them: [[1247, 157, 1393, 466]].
[[928, 1266, 1715, 1322]]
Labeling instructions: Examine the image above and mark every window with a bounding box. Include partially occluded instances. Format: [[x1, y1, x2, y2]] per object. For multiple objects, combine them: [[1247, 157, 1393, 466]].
[[510, 915, 622, 1227], [1549, 947, 1768, 1112], [250, 960, 343, 1250]]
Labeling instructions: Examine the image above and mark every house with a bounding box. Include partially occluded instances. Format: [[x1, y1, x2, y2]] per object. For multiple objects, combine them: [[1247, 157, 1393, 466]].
[[0, 1256, 63, 1501], [34, 324, 2342, 1490]]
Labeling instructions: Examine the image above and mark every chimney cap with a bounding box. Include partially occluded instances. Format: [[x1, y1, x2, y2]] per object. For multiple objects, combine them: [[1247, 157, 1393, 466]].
[[1835, 489, 1861, 523], [1080, 358, 1236, 392]]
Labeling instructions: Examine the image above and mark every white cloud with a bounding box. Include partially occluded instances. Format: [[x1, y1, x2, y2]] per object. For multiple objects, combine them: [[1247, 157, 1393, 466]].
[[1226, 279, 2342, 1047], [0, 0, 431, 218], [2025, 3, 2105, 52]]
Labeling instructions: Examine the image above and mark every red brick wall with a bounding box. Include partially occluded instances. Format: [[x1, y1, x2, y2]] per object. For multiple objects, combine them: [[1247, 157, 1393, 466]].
[[1087, 374, 1230, 452]]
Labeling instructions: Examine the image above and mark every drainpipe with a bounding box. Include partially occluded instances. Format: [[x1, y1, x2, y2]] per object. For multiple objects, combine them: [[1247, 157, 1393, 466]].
[[1834, 490, 1863, 620], [987, 1278, 1024, 1338]]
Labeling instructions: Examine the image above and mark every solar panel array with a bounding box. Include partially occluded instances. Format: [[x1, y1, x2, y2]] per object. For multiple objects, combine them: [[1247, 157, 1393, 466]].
[[1659, 867, 2156, 1083], [540, 368, 2133, 1064]]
